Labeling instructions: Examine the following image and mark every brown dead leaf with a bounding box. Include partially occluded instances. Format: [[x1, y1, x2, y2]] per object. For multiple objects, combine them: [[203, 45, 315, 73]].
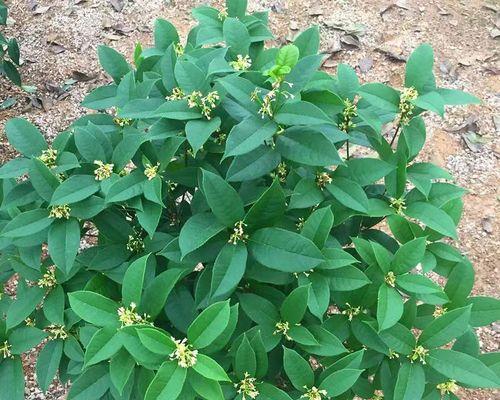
[[308, 6, 323, 16], [380, 1, 409, 17], [358, 57, 373, 73], [33, 5, 50, 15], [341, 34, 361, 49], [71, 70, 97, 82]]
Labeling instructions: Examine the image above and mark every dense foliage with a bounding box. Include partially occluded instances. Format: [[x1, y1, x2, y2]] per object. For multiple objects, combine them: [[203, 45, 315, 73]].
[[0, 0, 21, 86], [0, 0, 499, 399]]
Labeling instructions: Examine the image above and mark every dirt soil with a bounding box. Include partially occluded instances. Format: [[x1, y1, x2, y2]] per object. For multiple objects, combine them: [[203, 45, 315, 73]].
[[0, 0, 499, 399]]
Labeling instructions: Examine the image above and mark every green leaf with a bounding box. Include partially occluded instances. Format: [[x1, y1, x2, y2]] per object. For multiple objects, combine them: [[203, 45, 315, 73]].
[[293, 26, 320, 58], [67, 365, 110, 400], [6, 283, 45, 329], [358, 83, 399, 113], [391, 237, 427, 275], [396, 274, 443, 295], [122, 254, 150, 307], [419, 306, 472, 348], [48, 218, 80, 274], [50, 175, 100, 205], [9, 327, 48, 354], [258, 383, 293, 400], [144, 361, 187, 400], [178, 212, 226, 257], [30, 158, 60, 201], [142, 268, 184, 319], [405, 44, 435, 93], [110, 350, 135, 395], [276, 44, 300, 68], [244, 179, 286, 231], [283, 347, 314, 390], [404, 202, 457, 239], [234, 334, 256, 380], [281, 285, 310, 324], [224, 116, 277, 158], [106, 171, 145, 203], [377, 284, 404, 331], [187, 300, 230, 349], [193, 354, 230, 381], [36, 340, 63, 392], [226, 145, 281, 182], [5, 118, 47, 157], [301, 206, 334, 248], [98, 45, 131, 83], [319, 368, 364, 397], [276, 127, 342, 166], [329, 265, 371, 290], [84, 327, 122, 367], [186, 117, 221, 156], [467, 296, 500, 327], [326, 178, 369, 213], [249, 227, 324, 272], [223, 17, 250, 57], [154, 19, 179, 50], [210, 243, 247, 301], [68, 291, 119, 327], [427, 349, 500, 388], [437, 88, 480, 106], [1, 209, 52, 239], [393, 362, 425, 400], [137, 327, 175, 355], [200, 169, 245, 227], [0, 357, 25, 400], [275, 101, 332, 125]]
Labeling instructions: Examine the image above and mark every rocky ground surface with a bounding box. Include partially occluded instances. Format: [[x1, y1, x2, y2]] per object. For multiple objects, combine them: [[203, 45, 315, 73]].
[[0, 0, 498, 399]]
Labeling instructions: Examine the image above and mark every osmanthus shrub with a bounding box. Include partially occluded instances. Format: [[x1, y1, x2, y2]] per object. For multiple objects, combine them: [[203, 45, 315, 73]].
[[0, 0, 21, 86], [0, 0, 499, 399]]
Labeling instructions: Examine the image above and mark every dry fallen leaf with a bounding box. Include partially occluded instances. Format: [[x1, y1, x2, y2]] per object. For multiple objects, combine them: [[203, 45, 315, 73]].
[[358, 57, 373, 73], [71, 70, 98, 82], [341, 34, 361, 49], [33, 5, 50, 15], [380, 1, 409, 17], [108, 0, 125, 12]]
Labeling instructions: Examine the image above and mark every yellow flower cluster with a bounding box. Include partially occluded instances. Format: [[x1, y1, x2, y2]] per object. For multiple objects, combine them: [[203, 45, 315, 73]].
[[316, 172, 332, 190], [339, 98, 357, 133], [437, 380, 458, 395], [342, 303, 361, 321], [384, 271, 396, 287], [170, 338, 198, 368], [0, 340, 12, 359], [399, 86, 418, 125], [126, 232, 144, 253], [94, 160, 114, 181], [236, 373, 259, 400], [433, 306, 447, 318], [389, 197, 406, 215], [49, 204, 71, 219], [218, 7, 228, 21], [144, 163, 159, 180], [113, 117, 133, 127], [174, 43, 184, 57], [46, 324, 68, 340], [228, 221, 249, 245], [270, 162, 288, 182], [230, 54, 252, 71], [273, 321, 292, 340], [38, 148, 58, 168], [252, 81, 294, 119], [301, 386, 328, 400], [38, 266, 57, 289], [166, 87, 185, 101], [117, 302, 151, 327], [186, 90, 220, 120], [408, 345, 429, 364]]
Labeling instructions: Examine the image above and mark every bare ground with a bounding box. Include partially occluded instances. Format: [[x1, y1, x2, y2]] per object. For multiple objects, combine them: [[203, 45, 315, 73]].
[[0, 0, 498, 399]]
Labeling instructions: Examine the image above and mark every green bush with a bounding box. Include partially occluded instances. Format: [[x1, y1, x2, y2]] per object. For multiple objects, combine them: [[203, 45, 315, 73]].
[[0, 0, 499, 399], [0, 0, 21, 86]]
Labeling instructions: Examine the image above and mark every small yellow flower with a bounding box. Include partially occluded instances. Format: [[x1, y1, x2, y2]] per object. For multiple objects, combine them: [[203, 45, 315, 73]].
[[228, 221, 249, 245], [113, 117, 133, 127], [399, 87, 418, 125], [45, 324, 68, 340], [49, 204, 71, 219], [230, 54, 252, 71], [301, 386, 328, 400], [270, 162, 288, 182], [174, 42, 184, 57], [170, 338, 198, 368], [339, 98, 358, 133], [144, 163, 160, 180], [117, 302, 152, 327], [316, 172, 332, 190], [93, 160, 114, 181], [342, 303, 362, 321], [388, 349, 399, 359], [372, 390, 384, 400], [126, 232, 144, 253], [218, 7, 228, 20], [235, 372, 259, 400], [166, 87, 185, 101], [433, 306, 447, 318], [408, 345, 429, 364], [38, 148, 58, 168], [437, 380, 458, 396], [273, 321, 292, 340], [38, 265, 57, 289], [390, 197, 406, 215], [296, 217, 305, 231], [384, 271, 396, 287], [0, 341, 12, 359]]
